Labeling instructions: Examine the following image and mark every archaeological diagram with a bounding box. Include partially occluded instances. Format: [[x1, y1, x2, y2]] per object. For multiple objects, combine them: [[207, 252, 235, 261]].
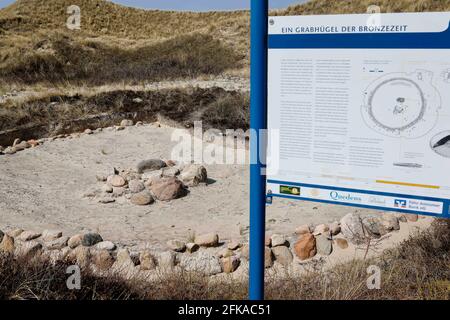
[[441, 69, 450, 83], [430, 130, 450, 158], [361, 70, 441, 138]]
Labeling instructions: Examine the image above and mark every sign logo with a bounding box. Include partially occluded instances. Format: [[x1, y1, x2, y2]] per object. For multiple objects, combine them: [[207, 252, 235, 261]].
[[369, 196, 386, 206], [329, 191, 362, 202], [394, 199, 407, 208], [280, 185, 301, 196]]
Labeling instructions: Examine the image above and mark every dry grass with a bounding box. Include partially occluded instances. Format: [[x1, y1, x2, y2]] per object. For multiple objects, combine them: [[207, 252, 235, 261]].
[[1, 0, 449, 87], [0, 87, 249, 145], [0, 31, 240, 85], [1, 219, 449, 300]]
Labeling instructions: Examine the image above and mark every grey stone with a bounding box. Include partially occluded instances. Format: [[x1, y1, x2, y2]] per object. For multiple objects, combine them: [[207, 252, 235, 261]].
[[179, 252, 222, 275], [180, 164, 208, 186], [95, 241, 116, 251], [271, 246, 293, 266], [42, 230, 63, 241], [128, 179, 145, 193], [340, 213, 366, 244], [45, 236, 69, 250], [136, 159, 166, 173], [186, 243, 199, 253], [120, 119, 134, 127], [270, 234, 288, 247], [195, 233, 219, 247], [130, 191, 154, 205], [81, 233, 103, 247], [18, 231, 41, 241], [316, 234, 333, 255]]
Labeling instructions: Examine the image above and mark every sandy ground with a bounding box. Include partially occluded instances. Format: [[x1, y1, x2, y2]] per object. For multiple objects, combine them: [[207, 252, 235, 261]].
[[0, 123, 432, 254]]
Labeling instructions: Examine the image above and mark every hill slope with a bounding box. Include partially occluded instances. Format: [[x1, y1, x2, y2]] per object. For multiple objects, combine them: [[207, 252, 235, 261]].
[[1, 0, 449, 86]]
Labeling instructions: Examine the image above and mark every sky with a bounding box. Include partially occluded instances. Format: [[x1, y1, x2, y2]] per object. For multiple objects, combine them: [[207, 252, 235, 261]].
[[0, 0, 307, 11]]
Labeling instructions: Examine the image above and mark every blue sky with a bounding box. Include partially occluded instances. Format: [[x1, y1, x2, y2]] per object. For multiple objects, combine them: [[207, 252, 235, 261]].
[[0, 0, 307, 11]]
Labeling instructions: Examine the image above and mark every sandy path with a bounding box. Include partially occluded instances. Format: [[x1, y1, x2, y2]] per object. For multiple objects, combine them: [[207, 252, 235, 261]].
[[0, 124, 426, 251]]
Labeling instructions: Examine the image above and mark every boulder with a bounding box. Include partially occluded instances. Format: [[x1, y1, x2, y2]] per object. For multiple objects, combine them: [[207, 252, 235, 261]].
[[313, 224, 330, 236], [150, 177, 186, 201], [81, 233, 103, 247], [92, 250, 115, 270], [102, 184, 113, 193], [42, 230, 63, 241], [68, 234, 83, 249], [240, 244, 249, 260], [45, 236, 69, 250], [112, 249, 138, 278], [295, 225, 312, 235], [227, 241, 241, 250], [130, 191, 154, 205], [140, 251, 157, 270], [330, 222, 341, 236], [9, 229, 24, 238], [180, 164, 208, 186], [142, 170, 163, 182], [0, 234, 15, 254], [128, 180, 145, 193], [265, 247, 274, 268], [294, 233, 316, 260], [265, 235, 272, 247], [362, 215, 388, 238], [14, 141, 30, 151], [340, 213, 366, 244], [98, 197, 115, 204], [136, 159, 166, 173], [108, 175, 126, 187], [112, 187, 126, 197], [27, 139, 39, 147], [186, 242, 199, 253], [16, 241, 42, 259], [66, 246, 91, 267], [381, 214, 400, 231], [194, 233, 219, 247], [335, 238, 349, 249], [120, 119, 134, 127], [406, 214, 419, 222], [221, 256, 240, 273], [315, 234, 333, 255], [179, 252, 222, 275], [18, 231, 41, 241], [3, 146, 16, 155], [95, 241, 116, 251], [272, 246, 293, 266], [167, 240, 186, 252], [271, 234, 288, 247], [162, 167, 180, 178], [218, 248, 234, 258]]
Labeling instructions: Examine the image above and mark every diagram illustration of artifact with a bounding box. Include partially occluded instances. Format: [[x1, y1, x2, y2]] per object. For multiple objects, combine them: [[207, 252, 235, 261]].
[[441, 69, 450, 83], [361, 70, 441, 138], [430, 131, 450, 158]]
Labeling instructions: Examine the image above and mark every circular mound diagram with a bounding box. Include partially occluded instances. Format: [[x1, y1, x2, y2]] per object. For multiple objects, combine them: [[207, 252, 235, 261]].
[[362, 70, 440, 138], [430, 131, 450, 158]]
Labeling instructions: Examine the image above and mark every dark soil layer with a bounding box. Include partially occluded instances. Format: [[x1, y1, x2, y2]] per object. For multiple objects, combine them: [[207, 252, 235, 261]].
[[0, 87, 249, 146]]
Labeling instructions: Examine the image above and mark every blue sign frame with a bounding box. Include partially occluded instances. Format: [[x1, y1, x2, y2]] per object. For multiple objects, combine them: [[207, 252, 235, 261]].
[[249, 5, 450, 300]]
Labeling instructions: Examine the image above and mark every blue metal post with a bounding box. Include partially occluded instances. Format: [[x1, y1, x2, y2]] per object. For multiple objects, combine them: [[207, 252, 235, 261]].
[[249, 0, 268, 301]]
